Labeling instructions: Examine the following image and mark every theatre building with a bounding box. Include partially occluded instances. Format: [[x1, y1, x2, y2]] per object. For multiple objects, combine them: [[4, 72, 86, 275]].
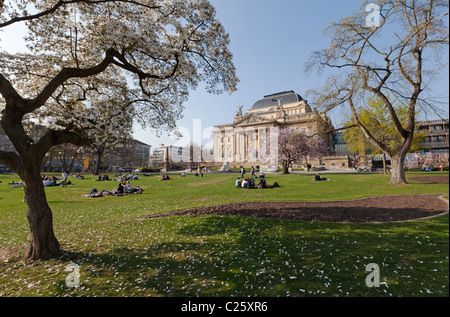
[[212, 90, 337, 169]]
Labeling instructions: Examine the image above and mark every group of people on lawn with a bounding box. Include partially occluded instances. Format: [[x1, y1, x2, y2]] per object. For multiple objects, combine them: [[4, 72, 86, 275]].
[[95, 172, 139, 182], [88, 180, 143, 198], [81, 172, 142, 197], [236, 177, 272, 189], [41, 172, 69, 187], [112, 180, 143, 195], [82, 167, 329, 198], [235, 168, 328, 188], [235, 168, 278, 189], [161, 171, 203, 180]]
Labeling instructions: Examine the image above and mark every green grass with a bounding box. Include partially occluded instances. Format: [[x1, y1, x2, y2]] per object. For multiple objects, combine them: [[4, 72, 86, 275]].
[[0, 171, 448, 297]]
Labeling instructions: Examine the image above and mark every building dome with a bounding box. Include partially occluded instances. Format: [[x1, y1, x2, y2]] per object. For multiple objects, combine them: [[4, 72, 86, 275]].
[[251, 91, 304, 111]]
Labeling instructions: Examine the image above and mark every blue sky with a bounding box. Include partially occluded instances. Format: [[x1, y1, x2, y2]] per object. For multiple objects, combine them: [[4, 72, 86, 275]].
[[137, 0, 449, 148], [1, 0, 448, 148], [138, 0, 368, 147]]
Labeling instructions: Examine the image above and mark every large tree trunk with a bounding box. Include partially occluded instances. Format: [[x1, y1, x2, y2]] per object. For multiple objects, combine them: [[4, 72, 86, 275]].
[[388, 132, 414, 185], [94, 147, 105, 176], [282, 160, 290, 174], [22, 168, 61, 261], [389, 152, 407, 185]]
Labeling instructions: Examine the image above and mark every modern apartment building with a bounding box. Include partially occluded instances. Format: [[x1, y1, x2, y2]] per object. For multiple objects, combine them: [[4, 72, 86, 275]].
[[417, 119, 449, 153]]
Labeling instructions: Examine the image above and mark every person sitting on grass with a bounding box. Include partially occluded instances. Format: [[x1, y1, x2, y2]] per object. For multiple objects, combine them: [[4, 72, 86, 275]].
[[257, 178, 267, 189], [235, 178, 241, 188], [160, 174, 170, 181], [240, 178, 255, 189], [125, 181, 132, 193], [311, 173, 328, 182], [113, 182, 125, 195], [96, 174, 110, 181]]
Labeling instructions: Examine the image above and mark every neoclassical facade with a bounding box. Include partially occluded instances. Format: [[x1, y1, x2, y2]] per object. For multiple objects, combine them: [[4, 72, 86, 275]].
[[212, 90, 334, 168]]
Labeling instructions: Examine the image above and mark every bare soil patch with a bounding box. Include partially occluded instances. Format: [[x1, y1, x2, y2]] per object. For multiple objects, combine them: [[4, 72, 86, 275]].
[[141, 194, 449, 224], [408, 175, 449, 184]]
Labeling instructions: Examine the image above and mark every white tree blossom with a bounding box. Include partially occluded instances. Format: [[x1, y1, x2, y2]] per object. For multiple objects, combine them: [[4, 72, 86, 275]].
[[0, 0, 238, 261]]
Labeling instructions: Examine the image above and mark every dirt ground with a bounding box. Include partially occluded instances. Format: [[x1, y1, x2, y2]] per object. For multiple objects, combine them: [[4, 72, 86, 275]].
[[408, 175, 449, 184], [143, 194, 449, 224]]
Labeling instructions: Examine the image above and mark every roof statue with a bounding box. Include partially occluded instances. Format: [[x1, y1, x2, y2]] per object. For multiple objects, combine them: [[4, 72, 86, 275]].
[[236, 105, 244, 117]]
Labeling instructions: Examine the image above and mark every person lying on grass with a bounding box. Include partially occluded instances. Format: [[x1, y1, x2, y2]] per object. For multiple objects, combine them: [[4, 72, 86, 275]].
[[86, 182, 143, 198]]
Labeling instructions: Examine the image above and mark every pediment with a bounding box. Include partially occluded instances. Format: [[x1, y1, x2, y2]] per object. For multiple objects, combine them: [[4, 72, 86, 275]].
[[233, 114, 280, 127]]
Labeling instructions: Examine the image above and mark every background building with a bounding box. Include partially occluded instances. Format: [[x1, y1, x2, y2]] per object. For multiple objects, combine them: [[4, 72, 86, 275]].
[[417, 119, 449, 153], [331, 119, 449, 171], [150, 144, 191, 170], [2, 124, 151, 173], [106, 139, 152, 171], [213, 90, 336, 169]]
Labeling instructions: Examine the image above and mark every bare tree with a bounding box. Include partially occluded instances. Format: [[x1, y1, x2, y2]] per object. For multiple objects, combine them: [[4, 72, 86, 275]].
[[306, 0, 449, 184], [52, 143, 81, 173]]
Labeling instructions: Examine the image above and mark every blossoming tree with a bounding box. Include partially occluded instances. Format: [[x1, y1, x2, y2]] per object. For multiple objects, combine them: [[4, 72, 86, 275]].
[[0, 0, 238, 260], [278, 127, 330, 174]]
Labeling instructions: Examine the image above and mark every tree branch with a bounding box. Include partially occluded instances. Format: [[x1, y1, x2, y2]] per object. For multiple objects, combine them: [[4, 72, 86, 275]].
[[348, 97, 391, 154], [0, 73, 22, 104], [0, 149, 22, 172], [34, 127, 90, 161], [0, 0, 162, 29], [23, 48, 116, 115]]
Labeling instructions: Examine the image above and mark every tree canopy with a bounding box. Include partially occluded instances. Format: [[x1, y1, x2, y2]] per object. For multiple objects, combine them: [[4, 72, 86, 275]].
[[343, 96, 426, 159], [306, 0, 449, 184], [0, 0, 239, 260]]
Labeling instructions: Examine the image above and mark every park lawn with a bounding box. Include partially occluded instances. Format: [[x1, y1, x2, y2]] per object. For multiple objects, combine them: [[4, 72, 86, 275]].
[[0, 171, 448, 297]]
